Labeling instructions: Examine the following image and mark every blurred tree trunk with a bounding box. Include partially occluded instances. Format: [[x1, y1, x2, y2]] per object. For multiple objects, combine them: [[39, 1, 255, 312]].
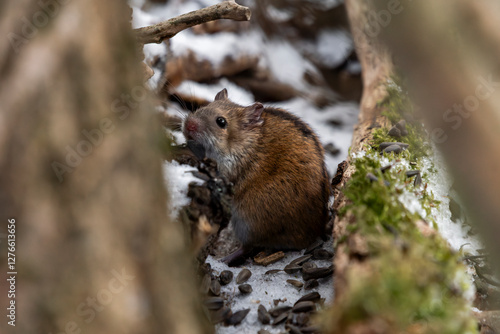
[[375, 0, 500, 266], [0, 1, 210, 334]]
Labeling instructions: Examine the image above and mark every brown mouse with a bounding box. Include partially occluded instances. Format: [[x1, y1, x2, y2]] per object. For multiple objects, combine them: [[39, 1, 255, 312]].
[[183, 89, 330, 262]]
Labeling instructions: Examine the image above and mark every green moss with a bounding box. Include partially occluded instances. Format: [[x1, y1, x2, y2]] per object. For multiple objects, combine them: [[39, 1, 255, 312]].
[[335, 239, 476, 333], [325, 79, 477, 333], [370, 78, 432, 162]]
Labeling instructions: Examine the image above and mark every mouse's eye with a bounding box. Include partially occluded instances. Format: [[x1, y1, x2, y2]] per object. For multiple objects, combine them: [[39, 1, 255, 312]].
[[216, 117, 227, 129]]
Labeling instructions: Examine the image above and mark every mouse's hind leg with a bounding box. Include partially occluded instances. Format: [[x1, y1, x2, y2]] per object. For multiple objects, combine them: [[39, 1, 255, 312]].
[[221, 213, 255, 266]]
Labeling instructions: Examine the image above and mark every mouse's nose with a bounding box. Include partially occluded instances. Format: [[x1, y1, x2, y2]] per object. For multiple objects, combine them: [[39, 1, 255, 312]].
[[186, 119, 198, 133], [184, 118, 199, 140]]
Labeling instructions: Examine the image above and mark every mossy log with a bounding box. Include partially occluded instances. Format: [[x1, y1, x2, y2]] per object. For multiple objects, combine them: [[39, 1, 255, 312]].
[[322, 1, 479, 333]]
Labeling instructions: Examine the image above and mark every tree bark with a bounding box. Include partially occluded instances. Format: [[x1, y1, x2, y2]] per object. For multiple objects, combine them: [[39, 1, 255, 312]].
[[0, 1, 210, 334], [332, 0, 393, 304]]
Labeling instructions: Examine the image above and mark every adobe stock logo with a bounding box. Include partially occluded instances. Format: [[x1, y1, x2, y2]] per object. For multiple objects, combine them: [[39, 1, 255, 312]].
[[430, 75, 499, 144]]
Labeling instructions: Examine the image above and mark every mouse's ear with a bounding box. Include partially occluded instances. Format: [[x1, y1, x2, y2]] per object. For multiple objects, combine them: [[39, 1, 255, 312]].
[[243, 102, 264, 129], [214, 88, 228, 101]]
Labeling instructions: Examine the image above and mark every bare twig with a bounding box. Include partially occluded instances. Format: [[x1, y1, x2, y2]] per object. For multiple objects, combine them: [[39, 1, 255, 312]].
[[134, 1, 251, 44]]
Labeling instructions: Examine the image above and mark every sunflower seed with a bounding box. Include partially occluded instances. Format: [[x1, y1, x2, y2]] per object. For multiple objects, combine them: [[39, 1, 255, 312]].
[[293, 301, 315, 313], [380, 164, 392, 173], [290, 254, 313, 266], [210, 279, 221, 296], [366, 172, 379, 182], [379, 142, 409, 151], [388, 126, 402, 137], [312, 248, 333, 260], [225, 308, 250, 326], [383, 144, 402, 154], [295, 292, 321, 305], [219, 270, 233, 285], [204, 297, 224, 310], [236, 269, 252, 284], [284, 264, 302, 274], [191, 171, 210, 182], [405, 170, 420, 177], [395, 120, 407, 136], [304, 239, 324, 254], [272, 312, 289, 326], [302, 265, 334, 281], [414, 173, 422, 187], [269, 305, 292, 317], [302, 262, 317, 271], [258, 330, 271, 334], [265, 269, 282, 275], [238, 284, 253, 294], [258, 305, 271, 324], [287, 279, 304, 288], [304, 279, 319, 290]]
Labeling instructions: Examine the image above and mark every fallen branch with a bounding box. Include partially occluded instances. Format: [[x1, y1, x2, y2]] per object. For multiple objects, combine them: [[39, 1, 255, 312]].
[[134, 0, 251, 44]]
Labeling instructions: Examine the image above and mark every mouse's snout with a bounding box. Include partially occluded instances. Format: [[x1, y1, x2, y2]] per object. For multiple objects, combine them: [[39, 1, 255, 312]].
[[183, 117, 201, 140]]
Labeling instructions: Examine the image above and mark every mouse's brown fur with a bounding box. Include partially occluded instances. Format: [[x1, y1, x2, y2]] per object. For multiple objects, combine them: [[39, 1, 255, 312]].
[[183, 89, 330, 252]]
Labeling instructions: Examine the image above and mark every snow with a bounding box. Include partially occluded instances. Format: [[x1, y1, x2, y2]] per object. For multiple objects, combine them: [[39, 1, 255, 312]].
[[299, 29, 353, 68], [395, 148, 483, 255], [261, 40, 318, 91], [309, 0, 343, 10], [207, 239, 334, 334], [266, 5, 294, 22], [170, 29, 263, 68], [163, 160, 204, 220], [420, 147, 483, 254], [316, 29, 353, 67], [177, 79, 256, 106], [131, 6, 160, 28]]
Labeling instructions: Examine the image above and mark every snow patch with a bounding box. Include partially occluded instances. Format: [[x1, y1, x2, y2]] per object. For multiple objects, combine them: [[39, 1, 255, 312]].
[[266, 5, 294, 22], [177, 80, 255, 106], [299, 29, 353, 68], [261, 40, 317, 91], [163, 160, 204, 220], [171, 30, 263, 68], [131, 6, 160, 29]]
